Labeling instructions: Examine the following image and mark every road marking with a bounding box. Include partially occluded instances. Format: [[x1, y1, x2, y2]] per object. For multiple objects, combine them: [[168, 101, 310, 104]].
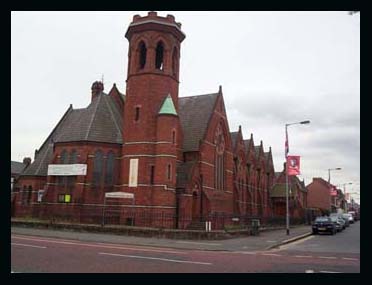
[[11, 242, 47, 249], [12, 235, 186, 254], [305, 269, 314, 273], [342, 257, 359, 261], [176, 241, 221, 246], [266, 240, 277, 243], [261, 253, 282, 257], [276, 235, 314, 250], [319, 270, 342, 273], [98, 252, 213, 265], [294, 255, 313, 258], [318, 256, 337, 259]]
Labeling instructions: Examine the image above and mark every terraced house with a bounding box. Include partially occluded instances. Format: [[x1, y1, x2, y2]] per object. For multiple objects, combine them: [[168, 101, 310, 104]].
[[12, 12, 279, 229]]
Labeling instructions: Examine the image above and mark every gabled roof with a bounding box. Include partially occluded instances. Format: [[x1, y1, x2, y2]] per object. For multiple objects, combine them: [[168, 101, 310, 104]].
[[22, 105, 74, 176], [22, 92, 124, 177], [159, 94, 178, 115], [270, 184, 294, 198], [244, 139, 251, 150], [264, 150, 274, 171], [179, 93, 219, 152], [254, 145, 261, 159], [56, 92, 123, 144], [230, 132, 238, 150], [11, 161, 26, 174], [271, 176, 307, 197]]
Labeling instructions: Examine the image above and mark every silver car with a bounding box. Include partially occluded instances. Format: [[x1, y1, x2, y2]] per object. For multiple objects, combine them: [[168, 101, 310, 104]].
[[344, 213, 354, 224]]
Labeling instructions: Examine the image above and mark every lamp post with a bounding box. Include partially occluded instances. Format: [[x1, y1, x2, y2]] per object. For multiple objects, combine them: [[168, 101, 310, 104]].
[[339, 182, 352, 211], [328, 167, 341, 184], [285, 120, 310, 235]]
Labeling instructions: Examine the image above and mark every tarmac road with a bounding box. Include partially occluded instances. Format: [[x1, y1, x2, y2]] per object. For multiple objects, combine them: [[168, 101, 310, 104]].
[[11, 222, 360, 273]]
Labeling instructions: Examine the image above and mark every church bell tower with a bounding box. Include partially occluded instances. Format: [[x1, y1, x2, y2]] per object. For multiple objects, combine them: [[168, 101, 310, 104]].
[[121, 12, 185, 212]]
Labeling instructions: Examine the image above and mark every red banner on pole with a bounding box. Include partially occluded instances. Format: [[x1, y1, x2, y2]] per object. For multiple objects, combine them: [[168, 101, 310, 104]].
[[330, 185, 338, 196], [287, 155, 300, 176]]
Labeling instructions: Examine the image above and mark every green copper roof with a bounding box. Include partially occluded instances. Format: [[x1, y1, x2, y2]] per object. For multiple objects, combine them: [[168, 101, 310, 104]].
[[159, 94, 177, 115]]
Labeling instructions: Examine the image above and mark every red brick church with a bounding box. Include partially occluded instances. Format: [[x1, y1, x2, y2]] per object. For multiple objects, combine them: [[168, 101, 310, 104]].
[[12, 12, 277, 229]]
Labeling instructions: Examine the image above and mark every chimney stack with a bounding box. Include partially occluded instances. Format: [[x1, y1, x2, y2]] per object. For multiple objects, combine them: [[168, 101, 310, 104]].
[[91, 81, 104, 101], [23, 157, 31, 167]]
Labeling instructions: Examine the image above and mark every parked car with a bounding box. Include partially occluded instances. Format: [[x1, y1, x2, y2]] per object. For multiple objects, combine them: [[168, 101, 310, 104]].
[[348, 211, 359, 221], [312, 216, 337, 235], [329, 215, 344, 232], [342, 213, 354, 224]]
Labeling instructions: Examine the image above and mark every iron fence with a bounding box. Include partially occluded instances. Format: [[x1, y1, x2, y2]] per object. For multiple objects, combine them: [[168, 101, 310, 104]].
[[23, 203, 307, 230]]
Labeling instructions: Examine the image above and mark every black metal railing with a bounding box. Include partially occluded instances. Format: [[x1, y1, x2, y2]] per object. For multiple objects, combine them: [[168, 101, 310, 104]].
[[22, 203, 307, 230]]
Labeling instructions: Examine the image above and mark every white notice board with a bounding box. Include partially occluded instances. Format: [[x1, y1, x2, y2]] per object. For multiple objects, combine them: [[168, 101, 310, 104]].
[[48, 164, 87, 176], [129, 159, 139, 187]]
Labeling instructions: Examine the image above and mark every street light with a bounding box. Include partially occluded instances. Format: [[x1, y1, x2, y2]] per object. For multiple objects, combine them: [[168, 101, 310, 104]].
[[328, 167, 341, 183], [339, 182, 352, 211], [285, 120, 310, 236]]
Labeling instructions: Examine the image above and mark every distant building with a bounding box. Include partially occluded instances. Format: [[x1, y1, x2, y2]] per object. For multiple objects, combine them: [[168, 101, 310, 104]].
[[270, 164, 307, 220], [11, 158, 30, 191], [306, 177, 345, 214]]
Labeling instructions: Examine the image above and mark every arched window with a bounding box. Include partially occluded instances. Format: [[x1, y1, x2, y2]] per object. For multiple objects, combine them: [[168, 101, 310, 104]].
[[92, 150, 103, 189], [135, 106, 140, 121], [22, 185, 27, 205], [214, 124, 225, 191], [27, 185, 32, 205], [67, 150, 78, 188], [139, 41, 147, 69], [172, 47, 178, 77], [69, 150, 78, 164], [167, 164, 172, 180], [60, 149, 68, 164], [155, 42, 164, 70], [105, 151, 115, 187], [150, 165, 155, 185], [172, 130, 176, 145]]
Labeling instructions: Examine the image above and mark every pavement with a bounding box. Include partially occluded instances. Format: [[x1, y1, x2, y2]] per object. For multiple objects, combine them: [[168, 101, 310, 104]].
[[11, 225, 312, 252]]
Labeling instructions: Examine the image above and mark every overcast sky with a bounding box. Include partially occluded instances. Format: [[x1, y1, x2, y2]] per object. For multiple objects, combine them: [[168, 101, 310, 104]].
[[11, 11, 360, 203]]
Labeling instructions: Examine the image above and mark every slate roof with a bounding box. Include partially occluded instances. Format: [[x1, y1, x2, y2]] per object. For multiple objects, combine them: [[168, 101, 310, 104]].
[[230, 132, 238, 149], [22, 106, 73, 177], [264, 151, 272, 169], [270, 184, 293, 198], [244, 139, 250, 150], [178, 93, 219, 152], [270, 177, 307, 197], [22, 92, 123, 176], [55, 92, 123, 144], [21, 90, 217, 177], [254, 146, 261, 159], [11, 161, 26, 175]]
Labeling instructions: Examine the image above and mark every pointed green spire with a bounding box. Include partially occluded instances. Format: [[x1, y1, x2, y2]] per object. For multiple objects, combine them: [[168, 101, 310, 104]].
[[159, 94, 177, 115]]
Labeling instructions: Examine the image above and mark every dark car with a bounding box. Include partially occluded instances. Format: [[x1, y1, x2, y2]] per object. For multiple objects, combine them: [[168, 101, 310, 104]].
[[341, 213, 351, 227], [330, 216, 344, 232], [312, 217, 337, 235]]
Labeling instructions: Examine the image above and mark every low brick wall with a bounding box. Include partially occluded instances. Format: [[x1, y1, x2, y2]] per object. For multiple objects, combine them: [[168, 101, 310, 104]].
[[11, 218, 230, 240]]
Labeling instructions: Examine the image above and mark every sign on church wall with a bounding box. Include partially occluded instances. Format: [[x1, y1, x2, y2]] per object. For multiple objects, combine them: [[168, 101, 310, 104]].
[[47, 164, 87, 176], [105, 192, 134, 199], [37, 190, 45, 202], [129, 159, 139, 187]]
